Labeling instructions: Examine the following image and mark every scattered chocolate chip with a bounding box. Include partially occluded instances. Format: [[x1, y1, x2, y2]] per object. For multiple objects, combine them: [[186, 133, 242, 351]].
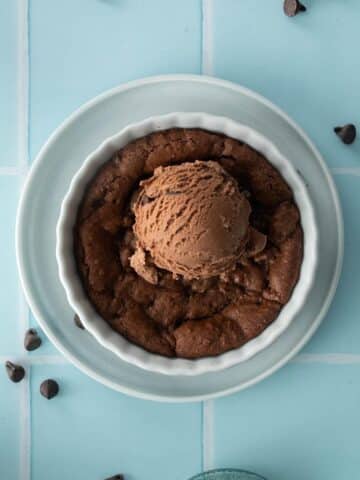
[[104, 476, 124, 480], [24, 328, 42, 351], [334, 124, 356, 144], [5, 361, 25, 383], [283, 0, 306, 16], [74, 314, 85, 330], [40, 379, 59, 399]]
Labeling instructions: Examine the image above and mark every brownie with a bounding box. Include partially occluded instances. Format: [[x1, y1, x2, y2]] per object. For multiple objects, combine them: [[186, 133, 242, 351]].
[[74, 129, 303, 359]]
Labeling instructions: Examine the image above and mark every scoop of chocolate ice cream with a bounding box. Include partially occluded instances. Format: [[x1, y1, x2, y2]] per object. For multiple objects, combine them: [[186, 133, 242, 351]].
[[130, 160, 251, 280]]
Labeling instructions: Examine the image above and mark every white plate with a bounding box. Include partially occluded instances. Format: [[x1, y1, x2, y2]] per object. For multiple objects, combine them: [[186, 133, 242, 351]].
[[16, 75, 343, 402]]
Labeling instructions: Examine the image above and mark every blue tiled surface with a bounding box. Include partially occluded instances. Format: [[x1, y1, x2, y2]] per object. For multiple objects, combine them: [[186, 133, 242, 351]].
[[31, 365, 202, 480], [2, 1, 360, 480], [304, 175, 360, 353], [213, 363, 360, 480], [212, 0, 360, 169], [30, 0, 202, 159], [0, 0, 18, 167]]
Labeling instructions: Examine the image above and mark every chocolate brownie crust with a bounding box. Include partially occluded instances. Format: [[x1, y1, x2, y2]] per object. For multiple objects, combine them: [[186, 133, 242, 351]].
[[75, 129, 303, 359]]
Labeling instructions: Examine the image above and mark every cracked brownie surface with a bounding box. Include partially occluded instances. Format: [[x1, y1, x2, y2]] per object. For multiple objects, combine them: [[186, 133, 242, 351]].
[[74, 128, 303, 359]]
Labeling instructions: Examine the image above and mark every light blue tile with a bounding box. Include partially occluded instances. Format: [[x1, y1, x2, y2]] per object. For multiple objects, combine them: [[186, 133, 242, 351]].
[[212, 0, 360, 168], [31, 364, 202, 480], [0, 366, 21, 480], [0, 176, 22, 354], [30, 0, 202, 159], [304, 175, 359, 353], [213, 363, 360, 480], [0, 0, 19, 167]]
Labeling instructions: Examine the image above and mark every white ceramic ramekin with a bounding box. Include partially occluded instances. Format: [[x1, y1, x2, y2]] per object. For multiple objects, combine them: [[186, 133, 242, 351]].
[[56, 112, 318, 376]]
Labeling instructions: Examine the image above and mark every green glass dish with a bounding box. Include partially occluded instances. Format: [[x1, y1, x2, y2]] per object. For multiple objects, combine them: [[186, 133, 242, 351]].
[[188, 469, 266, 480]]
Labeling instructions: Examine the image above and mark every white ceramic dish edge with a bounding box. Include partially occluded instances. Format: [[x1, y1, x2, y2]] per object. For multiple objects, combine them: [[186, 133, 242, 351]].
[[15, 74, 343, 401], [56, 111, 318, 376]]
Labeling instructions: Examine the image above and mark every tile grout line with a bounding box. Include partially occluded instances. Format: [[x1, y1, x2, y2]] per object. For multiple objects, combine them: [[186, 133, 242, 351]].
[[331, 167, 360, 176], [202, 400, 214, 471], [0, 166, 21, 175], [201, 0, 213, 75], [17, 0, 30, 336], [17, 0, 29, 176], [19, 377, 30, 480], [0, 354, 70, 367], [23, 355, 69, 365], [292, 353, 360, 364], [0, 355, 68, 365], [17, 1, 31, 480]]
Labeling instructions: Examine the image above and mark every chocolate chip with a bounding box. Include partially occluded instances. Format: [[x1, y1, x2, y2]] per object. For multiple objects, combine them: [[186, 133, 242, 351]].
[[5, 361, 25, 383], [104, 476, 124, 480], [74, 314, 85, 330], [283, 0, 306, 16], [24, 328, 42, 351], [40, 379, 59, 399], [334, 124, 356, 144]]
